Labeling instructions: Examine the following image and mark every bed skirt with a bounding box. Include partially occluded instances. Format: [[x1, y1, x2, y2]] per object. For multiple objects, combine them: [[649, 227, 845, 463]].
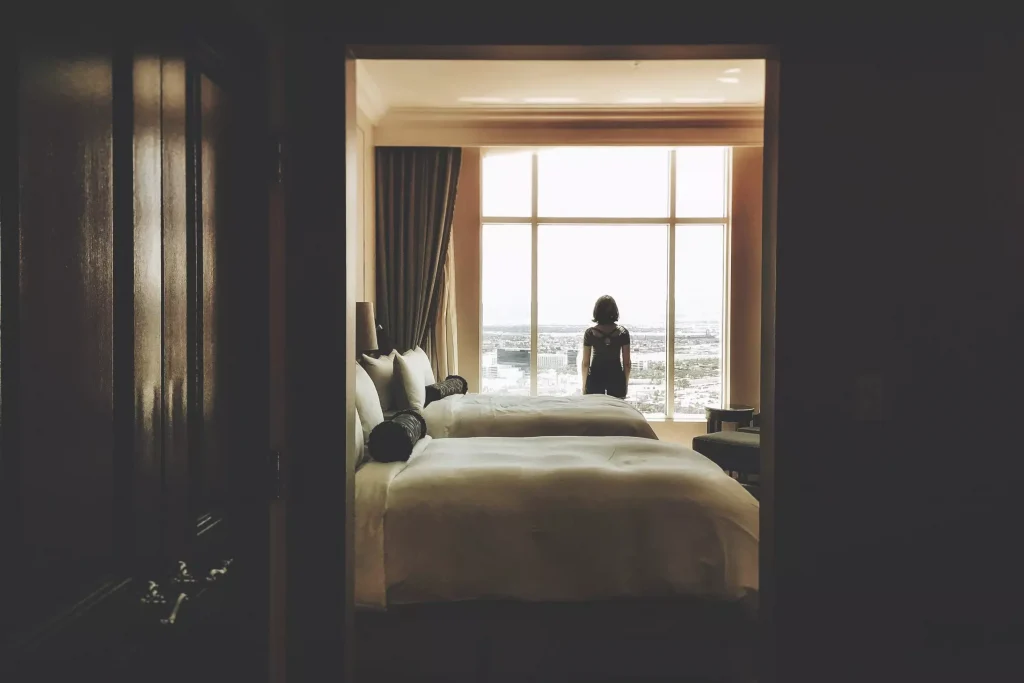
[[355, 596, 757, 683]]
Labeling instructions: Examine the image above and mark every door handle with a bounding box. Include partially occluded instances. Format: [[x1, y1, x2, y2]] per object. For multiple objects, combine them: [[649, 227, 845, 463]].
[[161, 592, 189, 625]]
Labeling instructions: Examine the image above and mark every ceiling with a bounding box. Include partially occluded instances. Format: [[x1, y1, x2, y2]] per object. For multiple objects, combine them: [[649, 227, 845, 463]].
[[358, 59, 766, 111]]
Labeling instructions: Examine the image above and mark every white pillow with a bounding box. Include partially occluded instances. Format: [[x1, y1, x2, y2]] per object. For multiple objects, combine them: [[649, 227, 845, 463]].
[[354, 363, 384, 438], [403, 346, 435, 385], [393, 352, 427, 411], [360, 351, 398, 412]]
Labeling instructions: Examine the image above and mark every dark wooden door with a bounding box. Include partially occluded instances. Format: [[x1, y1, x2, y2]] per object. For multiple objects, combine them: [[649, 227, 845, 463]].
[[1, 12, 272, 682]]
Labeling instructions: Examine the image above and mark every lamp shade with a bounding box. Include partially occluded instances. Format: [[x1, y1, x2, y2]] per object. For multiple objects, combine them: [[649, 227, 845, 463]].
[[355, 302, 379, 354]]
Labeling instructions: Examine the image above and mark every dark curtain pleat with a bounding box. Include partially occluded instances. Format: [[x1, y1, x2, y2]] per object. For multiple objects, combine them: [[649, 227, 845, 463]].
[[375, 147, 462, 353]]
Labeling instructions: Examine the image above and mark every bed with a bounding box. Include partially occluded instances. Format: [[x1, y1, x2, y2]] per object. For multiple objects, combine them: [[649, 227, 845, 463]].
[[355, 434, 757, 609], [353, 433, 759, 681], [419, 392, 658, 440], [359, 347, 658, 440]]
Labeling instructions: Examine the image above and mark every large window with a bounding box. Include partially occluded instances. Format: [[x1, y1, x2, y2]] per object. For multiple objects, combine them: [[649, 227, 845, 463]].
[[481, 147, 731, 418]]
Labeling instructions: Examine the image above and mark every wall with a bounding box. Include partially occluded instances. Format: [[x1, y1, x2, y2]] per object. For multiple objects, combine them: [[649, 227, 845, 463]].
[[450, 145, 764, 442], [355, 110, 376, 303], [729, 146, 763, 409]]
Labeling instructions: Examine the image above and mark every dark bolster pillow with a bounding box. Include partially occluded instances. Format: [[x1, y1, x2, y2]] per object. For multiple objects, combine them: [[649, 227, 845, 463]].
[[368, 410, 427, 463], [424, 375, 469, 406]]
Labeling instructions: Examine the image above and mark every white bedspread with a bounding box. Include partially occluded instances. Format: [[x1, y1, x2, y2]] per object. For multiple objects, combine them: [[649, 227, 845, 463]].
[[355, 435, 758, 610], [419, 393, 658, 440]]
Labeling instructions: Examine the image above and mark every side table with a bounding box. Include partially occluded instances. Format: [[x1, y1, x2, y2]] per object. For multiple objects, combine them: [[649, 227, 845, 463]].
[[704, 405, 756, 434]]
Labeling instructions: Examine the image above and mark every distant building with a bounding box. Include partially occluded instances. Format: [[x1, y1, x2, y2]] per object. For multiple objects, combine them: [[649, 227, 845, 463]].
[[537, 353, 567, 370], [497, 348, 530, 370]]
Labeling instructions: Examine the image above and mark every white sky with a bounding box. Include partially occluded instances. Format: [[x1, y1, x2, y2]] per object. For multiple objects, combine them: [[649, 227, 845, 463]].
[[481, 148, 727, 327]]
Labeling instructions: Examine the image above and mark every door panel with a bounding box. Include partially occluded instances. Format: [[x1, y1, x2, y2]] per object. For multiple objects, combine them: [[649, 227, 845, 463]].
[[162, 55, 191, 561], [15, 43, 116, 620], [197, 72, 227, 526], [130, 53, 166, 568]]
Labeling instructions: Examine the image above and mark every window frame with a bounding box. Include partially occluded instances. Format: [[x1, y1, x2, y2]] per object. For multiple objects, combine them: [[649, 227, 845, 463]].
[[481, 146, 732, 420]]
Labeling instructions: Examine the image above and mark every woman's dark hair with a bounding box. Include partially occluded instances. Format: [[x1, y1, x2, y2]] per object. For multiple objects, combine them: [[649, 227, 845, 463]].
[[592, 295, 620, 325]]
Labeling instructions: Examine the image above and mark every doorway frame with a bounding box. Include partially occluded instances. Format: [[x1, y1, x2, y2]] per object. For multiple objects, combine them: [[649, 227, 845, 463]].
[[286, 42, 779, 683]]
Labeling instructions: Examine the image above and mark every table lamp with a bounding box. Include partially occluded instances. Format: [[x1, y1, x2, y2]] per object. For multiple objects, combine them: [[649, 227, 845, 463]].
[[355, 301, 379, 357]]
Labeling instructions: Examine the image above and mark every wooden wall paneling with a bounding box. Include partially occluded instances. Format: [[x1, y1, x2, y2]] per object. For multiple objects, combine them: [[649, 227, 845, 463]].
[[161, 54, 191, 562], [15, 39, 117, 621]]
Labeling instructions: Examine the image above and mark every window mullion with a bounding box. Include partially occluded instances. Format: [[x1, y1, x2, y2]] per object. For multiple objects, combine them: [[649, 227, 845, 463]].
[[666, 150, 677, 419], [530, 152, 539, 396]]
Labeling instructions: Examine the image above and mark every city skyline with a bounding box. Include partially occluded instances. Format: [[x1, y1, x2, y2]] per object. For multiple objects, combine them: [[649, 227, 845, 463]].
[[481, 323, 723, 416]]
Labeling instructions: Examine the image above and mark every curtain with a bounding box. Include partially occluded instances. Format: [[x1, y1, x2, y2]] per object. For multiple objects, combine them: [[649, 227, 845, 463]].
[[430, 235, 459, 378], [375, 147, 462, 355]]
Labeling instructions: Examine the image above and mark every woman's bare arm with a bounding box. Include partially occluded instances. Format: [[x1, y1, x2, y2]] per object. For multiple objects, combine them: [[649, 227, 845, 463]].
[[580, 345, 592, 393], [621, 344, 631, 386]]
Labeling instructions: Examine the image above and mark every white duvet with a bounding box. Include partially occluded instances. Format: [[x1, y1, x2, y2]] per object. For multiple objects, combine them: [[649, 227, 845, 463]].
[[419, 393, 658, 440], [354, 435, 758, 610]]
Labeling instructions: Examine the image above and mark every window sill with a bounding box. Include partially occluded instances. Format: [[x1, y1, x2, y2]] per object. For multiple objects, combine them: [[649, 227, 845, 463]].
[[643, 415, 706, 423]]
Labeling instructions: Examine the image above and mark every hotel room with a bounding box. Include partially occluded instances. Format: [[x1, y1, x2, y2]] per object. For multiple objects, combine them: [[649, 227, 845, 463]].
[[3, 14, 1018, 683], [350, 55, 770, 681]]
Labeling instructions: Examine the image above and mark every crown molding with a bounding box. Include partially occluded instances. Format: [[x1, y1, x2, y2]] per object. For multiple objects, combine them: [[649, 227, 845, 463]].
[[350, 45, 774, 61], [355, 62, 388, 124], [378, 105, 764, 129]]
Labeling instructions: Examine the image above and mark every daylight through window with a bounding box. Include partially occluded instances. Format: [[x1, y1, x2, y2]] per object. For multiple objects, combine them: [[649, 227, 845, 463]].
[[481, 147, 730, 419]]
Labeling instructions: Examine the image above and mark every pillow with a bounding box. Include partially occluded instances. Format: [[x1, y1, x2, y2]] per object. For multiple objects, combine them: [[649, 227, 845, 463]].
[[393, 352, 427, 411], [360, 350, 398, 412], [403, 346, 435, 385], [425, 374, 469, 407], [354, 363, 385, 438], [368, 410, 427, 463]]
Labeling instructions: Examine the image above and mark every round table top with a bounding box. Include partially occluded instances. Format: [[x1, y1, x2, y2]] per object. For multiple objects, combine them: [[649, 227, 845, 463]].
[[704, 405, 756, 419]]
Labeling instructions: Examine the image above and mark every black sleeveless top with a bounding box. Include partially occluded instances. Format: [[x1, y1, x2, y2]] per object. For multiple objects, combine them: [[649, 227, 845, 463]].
[[583, 325, 630, 366]]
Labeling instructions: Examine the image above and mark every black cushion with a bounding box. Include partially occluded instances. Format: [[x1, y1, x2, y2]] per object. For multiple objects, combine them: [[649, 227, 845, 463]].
[[368, 410, 427, 463], [424, 374, 469, 406], [692, 431, 761, 474]]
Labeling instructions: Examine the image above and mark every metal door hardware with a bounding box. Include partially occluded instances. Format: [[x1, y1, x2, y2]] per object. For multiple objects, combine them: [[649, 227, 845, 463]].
[[161, 592, 189, 625], [140, 580, 167, 605], [171, 560, 197, 586], [206, 558, 234, 583]]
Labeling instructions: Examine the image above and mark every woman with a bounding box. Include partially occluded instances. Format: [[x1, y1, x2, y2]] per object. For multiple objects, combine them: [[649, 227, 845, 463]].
[[580, 295, 631, 399]]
